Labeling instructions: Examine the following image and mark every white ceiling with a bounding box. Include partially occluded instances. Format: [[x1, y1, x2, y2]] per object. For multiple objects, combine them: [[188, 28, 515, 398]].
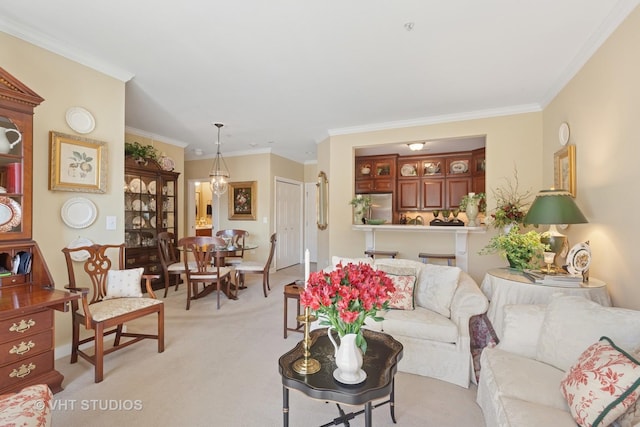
[[1, 1, 638, 163]]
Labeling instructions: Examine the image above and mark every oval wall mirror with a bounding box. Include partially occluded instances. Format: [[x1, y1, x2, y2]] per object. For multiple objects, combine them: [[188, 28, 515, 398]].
[[317, 171, 328, 230]]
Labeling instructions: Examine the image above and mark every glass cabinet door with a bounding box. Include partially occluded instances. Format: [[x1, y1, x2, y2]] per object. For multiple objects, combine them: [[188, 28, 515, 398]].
[[0, 115, 26, 237], [161, 179, 176, 234], [124, 173, 158, 249]]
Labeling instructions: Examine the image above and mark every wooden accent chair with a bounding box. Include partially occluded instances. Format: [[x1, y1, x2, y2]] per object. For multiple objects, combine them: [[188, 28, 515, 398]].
[[61, 244, 164, 383], [177, 236, 233, 310], [157, 232, 185, 297], [214, 229, 248, 267], [235, 233, 277, 298]]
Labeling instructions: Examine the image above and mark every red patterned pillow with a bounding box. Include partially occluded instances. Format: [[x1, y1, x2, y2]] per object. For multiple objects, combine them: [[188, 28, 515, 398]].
[[561, 336, 640, 427], [376, 264, 416, 310]]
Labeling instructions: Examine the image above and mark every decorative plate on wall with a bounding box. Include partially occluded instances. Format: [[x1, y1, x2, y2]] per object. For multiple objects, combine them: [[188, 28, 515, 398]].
[[65, 106, 96, 134], [61, 197, 98, 229]]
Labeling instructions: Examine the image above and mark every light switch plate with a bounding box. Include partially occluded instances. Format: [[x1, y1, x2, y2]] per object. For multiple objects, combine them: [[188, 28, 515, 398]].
[[106, 216, 117, 230]]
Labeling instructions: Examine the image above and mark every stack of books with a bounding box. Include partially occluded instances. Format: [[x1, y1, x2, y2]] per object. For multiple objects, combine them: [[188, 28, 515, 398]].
[[522, 270, 584, 287]]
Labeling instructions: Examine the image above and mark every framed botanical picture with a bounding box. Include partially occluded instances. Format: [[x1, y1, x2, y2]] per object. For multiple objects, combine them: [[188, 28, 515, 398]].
[[554, 144, 576, 197], [228, 181, 257, 220], [49, 131, 107, 193]]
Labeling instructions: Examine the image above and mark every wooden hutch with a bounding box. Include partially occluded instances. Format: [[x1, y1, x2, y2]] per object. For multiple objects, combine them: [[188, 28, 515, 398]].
[[0, 67, 79, 394]]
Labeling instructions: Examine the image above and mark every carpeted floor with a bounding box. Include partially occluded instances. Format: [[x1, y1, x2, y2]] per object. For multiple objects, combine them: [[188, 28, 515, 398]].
[[51, 264, 485, 427]]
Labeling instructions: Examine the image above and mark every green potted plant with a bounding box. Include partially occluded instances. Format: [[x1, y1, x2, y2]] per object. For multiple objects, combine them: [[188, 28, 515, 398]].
[[125, 141, 159, 164], [349, 195, 372, 224], [479, 228, 550, 270]]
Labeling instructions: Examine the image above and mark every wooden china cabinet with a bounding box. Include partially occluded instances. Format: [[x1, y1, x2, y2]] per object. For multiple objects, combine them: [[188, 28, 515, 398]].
[[124, 156, 179, 290], [0, 67, 79, 394]]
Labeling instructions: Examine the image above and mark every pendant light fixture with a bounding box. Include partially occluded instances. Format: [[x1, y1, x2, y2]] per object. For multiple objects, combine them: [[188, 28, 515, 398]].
[[209, 123, 230, 196]]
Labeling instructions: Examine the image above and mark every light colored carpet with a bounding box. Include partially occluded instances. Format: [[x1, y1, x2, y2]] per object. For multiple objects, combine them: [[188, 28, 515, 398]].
[[51, 264, 485, 427]]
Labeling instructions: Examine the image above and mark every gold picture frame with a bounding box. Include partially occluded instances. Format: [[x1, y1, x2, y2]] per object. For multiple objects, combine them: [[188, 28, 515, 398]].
[[554, 144, 576, 197], [49, 131, 107, 193], [228, 181, 257, 220]]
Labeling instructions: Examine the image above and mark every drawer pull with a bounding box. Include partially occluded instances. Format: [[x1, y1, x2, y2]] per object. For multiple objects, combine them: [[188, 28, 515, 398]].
[[10, 341, 35, 355], [9, 319, 36, 333], [10, 363, 36, 378]]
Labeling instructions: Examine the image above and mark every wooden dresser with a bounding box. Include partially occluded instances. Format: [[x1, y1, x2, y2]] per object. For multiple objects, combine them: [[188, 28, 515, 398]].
[[0, 67, 79, 394]]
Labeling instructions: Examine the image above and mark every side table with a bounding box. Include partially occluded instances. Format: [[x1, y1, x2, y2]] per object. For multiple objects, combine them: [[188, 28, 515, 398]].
[[278, 328, 403, 427], [481, 268, 611, 339], [283, 282, 304, 338]]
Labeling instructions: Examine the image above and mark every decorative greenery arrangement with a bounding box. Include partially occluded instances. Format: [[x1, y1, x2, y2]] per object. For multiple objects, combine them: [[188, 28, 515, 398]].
[[479, 228, 550, 270], [124, 141, 159, 160], [349, 195, 372, 220], [459, 192, 485, 212], [489, 169, 532, 229], [300, 262, 395, 354]]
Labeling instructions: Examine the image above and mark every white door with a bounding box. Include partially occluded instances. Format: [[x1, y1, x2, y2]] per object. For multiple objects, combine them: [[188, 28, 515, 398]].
[[305, 182, 318, 262], [275, 178, 303, 269]]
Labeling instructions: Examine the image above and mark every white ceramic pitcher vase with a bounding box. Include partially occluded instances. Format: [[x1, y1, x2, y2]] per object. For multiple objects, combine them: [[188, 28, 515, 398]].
[[327, 327, 366, 384], [0, 127, 21, 154]]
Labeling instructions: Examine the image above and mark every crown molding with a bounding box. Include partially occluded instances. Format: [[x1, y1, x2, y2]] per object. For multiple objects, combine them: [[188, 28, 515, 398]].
[[327, 103, 542, 137], [0, 18, 134, 82], [125, 126, 189, 148]]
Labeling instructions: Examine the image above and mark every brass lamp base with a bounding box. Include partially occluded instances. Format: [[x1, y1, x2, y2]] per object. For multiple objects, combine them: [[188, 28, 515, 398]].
[[292, 308, 321, 375]]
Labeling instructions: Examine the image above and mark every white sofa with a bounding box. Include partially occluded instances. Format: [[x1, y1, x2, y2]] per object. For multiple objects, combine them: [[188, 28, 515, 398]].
[[477, 296, 640, 427], [328, 257, 488, 388]]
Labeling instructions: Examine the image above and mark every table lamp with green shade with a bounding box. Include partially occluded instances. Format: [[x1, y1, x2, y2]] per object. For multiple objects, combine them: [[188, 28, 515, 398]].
[[523, 189, 588, 271]]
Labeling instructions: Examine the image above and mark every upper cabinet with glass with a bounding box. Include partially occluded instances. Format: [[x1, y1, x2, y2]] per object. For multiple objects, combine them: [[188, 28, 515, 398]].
[[0, 67, 44, 241]]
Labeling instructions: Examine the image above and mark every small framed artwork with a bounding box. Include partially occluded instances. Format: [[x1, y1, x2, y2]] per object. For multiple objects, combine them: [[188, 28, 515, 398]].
[[49, 131, 107, 193], [554, 144, 576, 197], [228, 181, 257, 220]]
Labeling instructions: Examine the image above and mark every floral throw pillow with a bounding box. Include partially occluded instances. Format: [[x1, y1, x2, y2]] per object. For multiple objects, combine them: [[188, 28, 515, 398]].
[[376, 264, 416, 310], [105, 268, 144, 299], [560, 336, 640, 427]]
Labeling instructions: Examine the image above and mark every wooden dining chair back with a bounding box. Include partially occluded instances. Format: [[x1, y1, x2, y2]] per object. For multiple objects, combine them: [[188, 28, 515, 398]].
[[177, 236, 233, 310], [235, 233, 277, 297], [215, 229, 249, 266], [157, 231, 184, 297], [61, 243, 164, 383]]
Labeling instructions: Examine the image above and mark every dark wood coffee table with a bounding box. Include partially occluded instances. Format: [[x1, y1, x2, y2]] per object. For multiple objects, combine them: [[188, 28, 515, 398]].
[[278, 328, 403, 427]]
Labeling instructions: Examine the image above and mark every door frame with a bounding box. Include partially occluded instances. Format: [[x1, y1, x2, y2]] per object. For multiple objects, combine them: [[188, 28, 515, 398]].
[[187, 178, 218, 237]]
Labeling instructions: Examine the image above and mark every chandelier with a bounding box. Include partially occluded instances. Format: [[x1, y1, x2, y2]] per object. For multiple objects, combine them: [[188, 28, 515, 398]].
[[209, 123, 230, 196]]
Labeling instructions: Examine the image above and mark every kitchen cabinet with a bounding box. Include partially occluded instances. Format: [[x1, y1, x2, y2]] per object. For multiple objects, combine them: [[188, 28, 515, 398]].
[[0, 67, 78, 394], [355, 155, 397, 194], [125, 156, 180, 290], [471, 147, 486, 194]]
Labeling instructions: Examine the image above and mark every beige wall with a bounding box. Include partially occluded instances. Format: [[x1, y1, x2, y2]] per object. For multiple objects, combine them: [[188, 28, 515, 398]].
[[317, 113, 544, 284], [1, 32, 126, 350], [543, 6, 640, 308]]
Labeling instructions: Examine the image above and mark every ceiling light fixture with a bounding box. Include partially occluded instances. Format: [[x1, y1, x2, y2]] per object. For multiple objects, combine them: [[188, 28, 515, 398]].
[[408, 142, 424, 151], [209, 123, 230, 197]]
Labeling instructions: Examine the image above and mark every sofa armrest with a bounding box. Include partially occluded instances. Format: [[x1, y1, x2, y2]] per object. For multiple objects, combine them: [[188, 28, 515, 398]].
[[450, 272, 489, 337]]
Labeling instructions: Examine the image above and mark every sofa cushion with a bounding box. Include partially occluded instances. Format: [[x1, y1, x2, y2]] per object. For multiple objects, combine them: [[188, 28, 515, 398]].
[[499, 397, 577, 427], [537, 296, 640, 372], [415, 264, 461, 318], [376, 264, 416, 310], [496, 304, 546, 359], [480, 347, 568, 412], [561, 337, 640, 427], [376, 307, 458, 342]]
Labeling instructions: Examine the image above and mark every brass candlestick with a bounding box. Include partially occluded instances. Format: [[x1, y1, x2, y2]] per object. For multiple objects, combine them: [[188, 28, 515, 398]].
[[292, 306, 321, 374]]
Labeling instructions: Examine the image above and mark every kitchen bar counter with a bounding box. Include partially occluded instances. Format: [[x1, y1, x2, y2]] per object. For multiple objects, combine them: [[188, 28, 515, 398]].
[[352, 224, 486, 272]]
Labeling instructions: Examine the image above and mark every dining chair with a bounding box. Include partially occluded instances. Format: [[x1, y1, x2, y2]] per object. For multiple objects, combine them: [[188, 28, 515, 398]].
[[157, 231, 185, 297], [177, 236, 233, 310], [215, 229, 249, 267], [234, 233, 277, 298], [61, 243, 164, 383]]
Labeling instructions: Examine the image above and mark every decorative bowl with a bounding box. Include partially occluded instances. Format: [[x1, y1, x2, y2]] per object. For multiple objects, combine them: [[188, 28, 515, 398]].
[[366, 219, 387, 225]]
